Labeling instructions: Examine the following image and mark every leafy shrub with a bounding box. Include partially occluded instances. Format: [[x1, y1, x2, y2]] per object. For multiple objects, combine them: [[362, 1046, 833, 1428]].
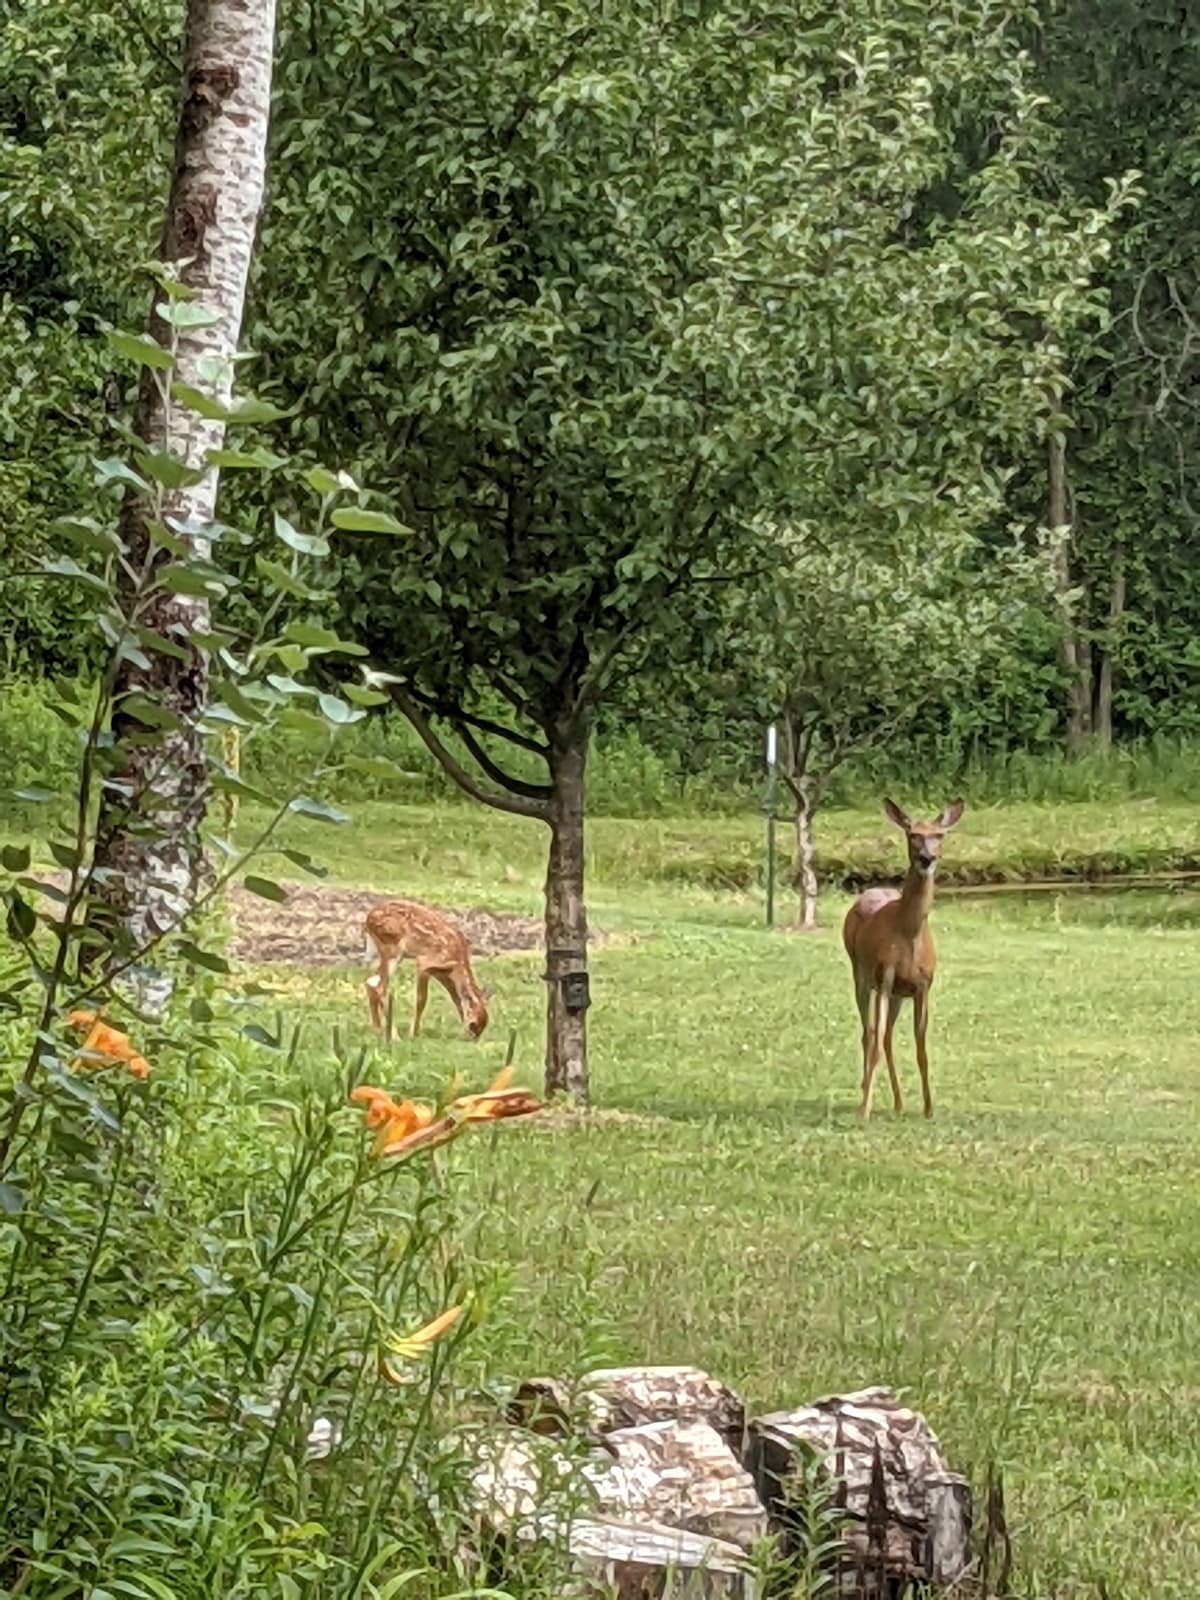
[[0, 305, 557, 1599]]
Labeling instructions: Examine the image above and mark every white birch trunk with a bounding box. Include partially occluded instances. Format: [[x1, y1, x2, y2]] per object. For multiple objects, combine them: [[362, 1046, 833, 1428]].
[[92, 0, 277, 1011]]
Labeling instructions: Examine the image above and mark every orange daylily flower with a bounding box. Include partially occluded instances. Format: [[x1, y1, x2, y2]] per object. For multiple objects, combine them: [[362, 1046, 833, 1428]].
[[351, 1065, 542, 1161], [377, 1111, 459, 1159], [66, 1010, 150, 1080], [377, 1303, 465, 1385], [452, 1088, 544, 1123], [350, 1085, 437, 1155], [448, 1063, 543, 1123]]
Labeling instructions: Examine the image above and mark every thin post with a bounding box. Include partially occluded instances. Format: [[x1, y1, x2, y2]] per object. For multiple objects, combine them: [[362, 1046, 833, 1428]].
[[764, 723, 778, 928]]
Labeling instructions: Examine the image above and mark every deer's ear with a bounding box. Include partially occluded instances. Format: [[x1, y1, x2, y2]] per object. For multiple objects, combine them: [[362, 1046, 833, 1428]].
[[882, 798, 910, 831], [938, 799, 964, 830]]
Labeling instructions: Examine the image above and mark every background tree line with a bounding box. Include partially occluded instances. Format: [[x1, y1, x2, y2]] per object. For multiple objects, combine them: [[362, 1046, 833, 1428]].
[[3, 0, 1197, 753]]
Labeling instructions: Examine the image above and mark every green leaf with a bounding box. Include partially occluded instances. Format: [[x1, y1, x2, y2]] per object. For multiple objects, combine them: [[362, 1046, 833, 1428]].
[[0, 1182, 24, 1214], [344, 755, 421, 781], [6, 894, 36, 940], [242, 1023, 281, 1049], [156, 300, 222, 329], [274, 512, 329, 557], [116, 640, 153, 671], [21, 876, 66, 904], [304, 466, 359, 495], [265, 673, 311, 697], [170, 381, 232, 421], [284, 622, 368, 656], [135, 449, 206, 490], [158, 565, 229, 599], [254, 555, 327, 602], [210, 772, 273, 804], [52, 516, 126, 558], [277, 706, 330, 737], [94, 458, 151, 494], [146, 520, 189, 558], [317, 692, 365, 726], [225, 396, 292, 424], [243, 875, 288, 903], [1, 845, 31, 872], [273, 644, 308, 674], [136, 626, 191, 664], [106, 330, 174, 370], [280, 849, 328, 878], [206, 447, 287, 470], [14, 788, 55, 804], [175, 939, 231, 974], [119, 693, 184, 732], [288, 796, 350, 824], [342, 684, 390, 707], [330, 508, 412, 535], [215, 683, 268, 725]]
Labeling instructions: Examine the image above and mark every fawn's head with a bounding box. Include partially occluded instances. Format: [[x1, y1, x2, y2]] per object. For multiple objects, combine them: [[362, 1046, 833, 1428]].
[[463, 987, 490, 1040], [883, 798, 964, 879]]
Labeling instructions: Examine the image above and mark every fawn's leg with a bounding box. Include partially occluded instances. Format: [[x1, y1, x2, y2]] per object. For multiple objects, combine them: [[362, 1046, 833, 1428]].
[[858, 971, 894, 1123], [884, 994, 904, 1114], [367, 953, 394, 1032], [410, 968, 431, 1039], [913, 988, 933, 1118]]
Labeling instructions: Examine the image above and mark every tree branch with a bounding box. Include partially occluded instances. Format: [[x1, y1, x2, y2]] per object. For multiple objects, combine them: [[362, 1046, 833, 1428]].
[[388, 685, 552, 821], [404, 681, 549, 757], [453, 719, 554, 801]]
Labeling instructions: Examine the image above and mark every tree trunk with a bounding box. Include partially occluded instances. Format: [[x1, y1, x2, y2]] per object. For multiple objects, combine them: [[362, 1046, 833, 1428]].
[[1093, 549, 1125, 748], [90, 0, 277, 1009], [781, 714, 818, 929], [1047, 433, 1090, 753], [544, 733, 589, 1104], [792, 784, 818, 930]]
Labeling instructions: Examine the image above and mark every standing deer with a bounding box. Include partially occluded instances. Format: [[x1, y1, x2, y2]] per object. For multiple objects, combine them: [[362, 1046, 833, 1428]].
[[363, 900, 489, 1041], [841, 798, 964, 1122]]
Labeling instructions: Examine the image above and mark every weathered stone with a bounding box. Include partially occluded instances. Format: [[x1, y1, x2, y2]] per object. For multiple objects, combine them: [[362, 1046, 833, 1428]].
[[510, 1367, 747, 1456], [746, 1387, 971, 1588], [591, 1419, 769, 1552]]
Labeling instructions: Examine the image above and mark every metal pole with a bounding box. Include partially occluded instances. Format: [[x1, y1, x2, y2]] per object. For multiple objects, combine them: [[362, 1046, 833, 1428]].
[[765, 723, 777, 928]]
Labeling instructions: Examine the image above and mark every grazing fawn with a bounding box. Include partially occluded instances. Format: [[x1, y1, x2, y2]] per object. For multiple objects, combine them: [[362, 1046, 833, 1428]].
[[363, 900, 489, 1041], [841, 798, 963, 1122]]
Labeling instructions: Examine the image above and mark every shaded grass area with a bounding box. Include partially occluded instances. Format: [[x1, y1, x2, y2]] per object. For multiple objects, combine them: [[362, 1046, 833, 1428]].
[[262, 814, 1200, 1600]]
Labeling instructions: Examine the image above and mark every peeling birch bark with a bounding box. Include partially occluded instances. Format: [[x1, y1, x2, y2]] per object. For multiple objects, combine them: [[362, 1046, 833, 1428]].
[[91, 0, 277, 1011]]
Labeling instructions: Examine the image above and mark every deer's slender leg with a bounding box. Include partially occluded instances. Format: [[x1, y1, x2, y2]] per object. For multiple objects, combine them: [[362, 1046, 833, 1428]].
[[411, 968, 431, 1039], [883, 993, 904, 1114], [854, 972, 873, 1092], [859, 970, 894, 1123], [913, 987, 933, 1118]]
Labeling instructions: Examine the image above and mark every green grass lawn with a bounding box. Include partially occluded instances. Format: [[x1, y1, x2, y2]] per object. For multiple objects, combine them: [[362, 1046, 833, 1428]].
[[237, 793, 1200, 903], [233, 797, 1200, 1599]]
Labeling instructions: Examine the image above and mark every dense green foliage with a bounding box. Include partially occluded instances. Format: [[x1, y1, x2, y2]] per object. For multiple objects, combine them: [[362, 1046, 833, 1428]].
[[4, 0, 1197, 763]]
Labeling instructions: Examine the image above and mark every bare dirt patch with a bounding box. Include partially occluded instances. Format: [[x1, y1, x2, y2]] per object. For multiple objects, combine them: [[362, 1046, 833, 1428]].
[[229, 885, 548, 967], [29, 875, 622, 969]]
